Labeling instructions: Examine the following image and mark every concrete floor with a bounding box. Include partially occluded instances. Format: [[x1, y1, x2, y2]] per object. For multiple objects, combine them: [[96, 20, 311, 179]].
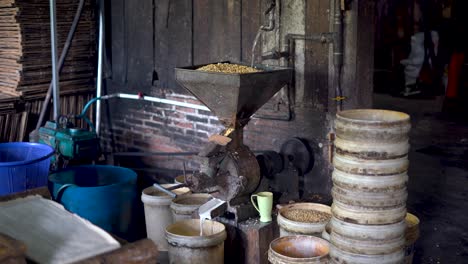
[[374, 94, 468, 263]]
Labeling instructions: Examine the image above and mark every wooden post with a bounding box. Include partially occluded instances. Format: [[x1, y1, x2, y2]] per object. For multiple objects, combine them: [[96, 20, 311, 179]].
[[238, 218, 278, 264], [341, 0, 375, 110]]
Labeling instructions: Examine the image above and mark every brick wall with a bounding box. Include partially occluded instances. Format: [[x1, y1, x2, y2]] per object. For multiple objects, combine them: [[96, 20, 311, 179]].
[[100, 90, 224, 181], [101, 88, 334, 199]]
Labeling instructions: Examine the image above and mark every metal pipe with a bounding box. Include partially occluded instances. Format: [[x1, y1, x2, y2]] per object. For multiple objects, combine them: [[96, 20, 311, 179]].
[[112, 93, 210, 111], [333, 0, 344, 68], [333, 0, 344, 111], [152, 183, 177, 198], [49, 0, 60, 121], [36, 0, 86, 129], [83, 93, 210, 113], [111, 150, 267, 157], [113, 151, 199, 157], [278, 0, 345, 112], [261, 0, 276, 32], [77, 93, 210, 126], [96, 0, 104, 135], [284, 33, 334, 66]]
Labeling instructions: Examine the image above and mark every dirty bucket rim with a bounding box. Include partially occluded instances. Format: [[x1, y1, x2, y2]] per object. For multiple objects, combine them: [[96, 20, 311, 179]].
[[0, 142, 54, 167], [171, 193, 212, 207], [269, 235, 330, 260], [49, 165, 137, 189], [166, 219, 226, 239], [141, 185, 191, 201], [337, 109, 410, 124], [174, 174, 190, 184], [165, 219, 226, 248], [406, 213, 420, 227]]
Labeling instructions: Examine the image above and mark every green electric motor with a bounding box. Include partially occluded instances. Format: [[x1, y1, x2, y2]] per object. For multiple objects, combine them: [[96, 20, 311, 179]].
[[38, 121, 99, 164]]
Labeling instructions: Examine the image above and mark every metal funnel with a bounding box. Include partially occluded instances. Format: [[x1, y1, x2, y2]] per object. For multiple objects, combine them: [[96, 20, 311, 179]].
[[175, 62, 293, 128]]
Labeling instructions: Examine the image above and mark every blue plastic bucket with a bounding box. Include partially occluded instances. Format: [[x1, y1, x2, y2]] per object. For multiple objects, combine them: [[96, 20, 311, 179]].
[[48, 165, 138, 240], [0, 142, 54, 195]]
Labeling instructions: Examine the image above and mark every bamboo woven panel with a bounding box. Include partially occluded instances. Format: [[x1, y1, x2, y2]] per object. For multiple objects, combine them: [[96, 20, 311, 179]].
[[0, 0, 96, 98]]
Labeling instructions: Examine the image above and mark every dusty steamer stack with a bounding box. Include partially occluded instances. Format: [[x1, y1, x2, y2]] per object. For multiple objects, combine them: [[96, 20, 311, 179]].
[[330, 110, 411, 264]]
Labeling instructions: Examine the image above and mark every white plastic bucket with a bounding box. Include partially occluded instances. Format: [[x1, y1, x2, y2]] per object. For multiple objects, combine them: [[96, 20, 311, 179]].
[[166, 219, 226, 264], [170, 193, 212, 221], [141, 184, 190, 251]]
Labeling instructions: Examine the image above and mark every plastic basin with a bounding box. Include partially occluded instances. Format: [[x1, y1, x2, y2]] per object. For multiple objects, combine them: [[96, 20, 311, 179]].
[[0, 142, 54, 195]]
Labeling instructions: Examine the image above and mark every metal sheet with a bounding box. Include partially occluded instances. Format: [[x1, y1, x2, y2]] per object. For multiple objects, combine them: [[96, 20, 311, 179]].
[[175, 62, 292, 128]]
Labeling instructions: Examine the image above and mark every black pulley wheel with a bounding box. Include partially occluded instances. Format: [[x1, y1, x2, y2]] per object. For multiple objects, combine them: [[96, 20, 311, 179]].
[[280, 137, 314, 174]]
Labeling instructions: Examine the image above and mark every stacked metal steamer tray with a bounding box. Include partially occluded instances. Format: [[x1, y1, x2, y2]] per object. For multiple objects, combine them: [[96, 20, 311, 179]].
[[330, 109, 411, 264]]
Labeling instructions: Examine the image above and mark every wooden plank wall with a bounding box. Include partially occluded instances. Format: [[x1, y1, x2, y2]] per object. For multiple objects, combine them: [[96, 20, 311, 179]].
[[108, 0, 374, 108], [109, 0, 263, 93], [193, 0, 242, 65], [304, 0, 330, 110], [154, 0, 192, 92]]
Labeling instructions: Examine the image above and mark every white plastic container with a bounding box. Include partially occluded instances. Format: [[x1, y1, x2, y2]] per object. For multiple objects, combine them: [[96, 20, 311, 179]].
[[166, 219, 226, 264], [141, 184, 190, 251], [277, 203, 331, 237], [170, 193, 212, 221]]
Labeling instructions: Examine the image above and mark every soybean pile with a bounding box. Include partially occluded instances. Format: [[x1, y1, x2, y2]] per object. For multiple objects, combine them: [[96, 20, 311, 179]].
[[197, 63, 261, 74], [282, 209, 331, 223]]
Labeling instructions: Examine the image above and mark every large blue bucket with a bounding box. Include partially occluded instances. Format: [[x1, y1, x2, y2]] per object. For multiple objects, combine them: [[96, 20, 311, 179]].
[[48, 165, 138, 240], [0, 142, 54, 195]]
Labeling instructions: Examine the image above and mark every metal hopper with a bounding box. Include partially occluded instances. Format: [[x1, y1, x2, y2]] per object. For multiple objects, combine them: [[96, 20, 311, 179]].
[[175, 62, 293, 128]]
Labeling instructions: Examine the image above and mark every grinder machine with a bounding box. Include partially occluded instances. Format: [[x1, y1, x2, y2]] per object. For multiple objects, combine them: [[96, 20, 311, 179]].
[[174, 62, 293, 222]]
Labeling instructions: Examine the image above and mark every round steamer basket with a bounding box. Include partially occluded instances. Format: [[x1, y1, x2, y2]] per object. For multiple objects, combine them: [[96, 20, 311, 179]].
[[330, 216, 406, 241], [334, 109, 411, 143], [277, 203, 331, 237], [331, 200, 407, 225], [330, 244, 404, 264]]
